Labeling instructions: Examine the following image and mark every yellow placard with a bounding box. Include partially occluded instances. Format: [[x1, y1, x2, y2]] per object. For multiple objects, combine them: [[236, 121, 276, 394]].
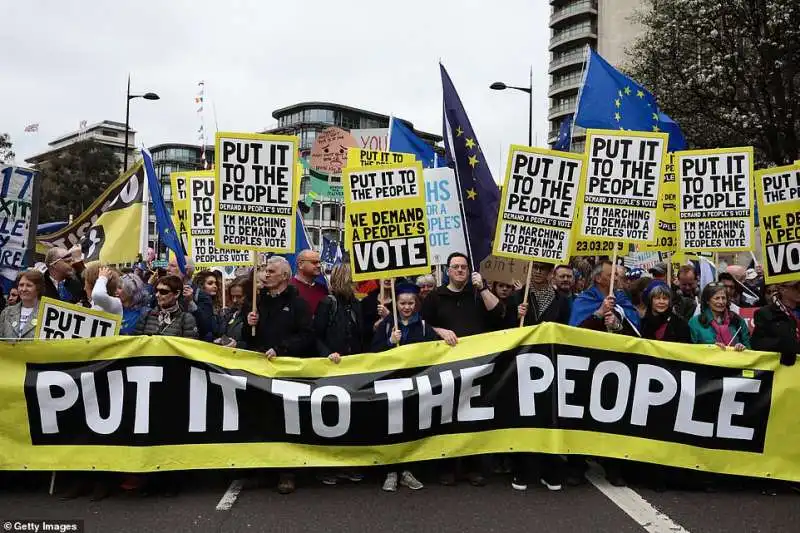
[[578, 129, 668, 246], [343, 161, 430, 281], [639, 153, 678, 253], [492, 146, 584, 264], [346, 148, 414, 168], [169, 171, 191, 259], [34, 297, 121, 339], [676, 146, 755, 253], [754, 163, 800, 284], [214, 132, 299, 253], [187, 173, 251, 268]]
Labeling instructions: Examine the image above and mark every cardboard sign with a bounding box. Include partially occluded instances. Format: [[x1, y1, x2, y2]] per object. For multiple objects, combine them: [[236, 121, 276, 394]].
[[424, 167, 467, 265], [479, 254, 530, 285], [346, 148, 413, 168], [350, 128, 389, 151], [34, 297, 120, 339], [578, 129, 668, 245], [169, 172, 191, 256], [188, 173, 251, 268], [344, 162, 430, 281], [639, 153, 678, 252], [754, 163, 800, 283], [676, 147, 754, 253], [215, 132, 298, 253], [310, 127, 357, 174], [493, 146, 583, 264]]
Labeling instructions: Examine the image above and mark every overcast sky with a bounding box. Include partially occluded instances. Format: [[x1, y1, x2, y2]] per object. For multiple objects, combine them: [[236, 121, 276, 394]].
[[2, 0, 551, 181]]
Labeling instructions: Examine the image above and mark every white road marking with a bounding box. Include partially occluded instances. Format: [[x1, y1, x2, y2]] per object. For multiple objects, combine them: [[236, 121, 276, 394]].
[[216, 479, 244, 511], [586, 463, 690, 533]]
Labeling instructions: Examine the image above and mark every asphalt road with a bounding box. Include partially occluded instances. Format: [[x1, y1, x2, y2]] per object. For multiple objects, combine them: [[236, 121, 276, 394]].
[[1, 467, 798, 533]]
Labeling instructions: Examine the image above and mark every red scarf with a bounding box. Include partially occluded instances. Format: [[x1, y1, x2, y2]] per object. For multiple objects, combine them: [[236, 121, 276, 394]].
[[710, 311, 734, 346]]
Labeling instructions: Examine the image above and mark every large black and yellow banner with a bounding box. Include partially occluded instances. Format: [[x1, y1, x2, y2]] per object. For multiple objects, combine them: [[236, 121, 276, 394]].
[[36, 162, 145, 263], [1, 324, 798, 481]]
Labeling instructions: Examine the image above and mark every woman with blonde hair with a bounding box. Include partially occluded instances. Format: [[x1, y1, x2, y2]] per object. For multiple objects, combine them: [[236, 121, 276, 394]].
[[313, 263, 367, 363], [83, 262, 122, 316]]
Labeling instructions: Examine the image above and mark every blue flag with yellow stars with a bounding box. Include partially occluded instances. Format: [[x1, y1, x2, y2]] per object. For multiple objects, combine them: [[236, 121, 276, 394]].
[[575, 47, 687, 152], [554, 114, 573, 151], [142, 148, 186, 274], [440, 63, 500, 269]]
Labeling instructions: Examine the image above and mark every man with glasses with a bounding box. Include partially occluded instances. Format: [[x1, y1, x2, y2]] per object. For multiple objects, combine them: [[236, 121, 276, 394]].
[[42, 247, 84, 304], [421, 251, 502, 486], [290, 249, 328, 317]]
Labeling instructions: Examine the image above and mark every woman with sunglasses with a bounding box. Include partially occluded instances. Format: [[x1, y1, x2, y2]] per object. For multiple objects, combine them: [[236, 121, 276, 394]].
[[752, 281, 800, 366], [133, 275, 198, 338], [688, 283, 750, 350]]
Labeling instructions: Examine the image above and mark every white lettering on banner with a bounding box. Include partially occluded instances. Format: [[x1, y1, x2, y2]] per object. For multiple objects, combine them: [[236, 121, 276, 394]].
[[35, 366, 163, 435], [310, 386, 351, 438], [589, 361, 631, 424], [580, 131, 667, 244], [416, 371, 455, 429], [374, 378, 414, 435]]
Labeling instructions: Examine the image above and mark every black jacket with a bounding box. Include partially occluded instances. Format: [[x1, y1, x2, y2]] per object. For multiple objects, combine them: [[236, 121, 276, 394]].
[[371, 314, 439, 352], [751, 303, 799, 366], [43, 272, 84, 305], [509, 288, 571, 327], [313, 294, 368, 357], [641, 312, 691, 343], [220, 306, 247, 349], [193, 289, 222, 342], [242, 285, 314, 356], [421, 285, 503, 337]]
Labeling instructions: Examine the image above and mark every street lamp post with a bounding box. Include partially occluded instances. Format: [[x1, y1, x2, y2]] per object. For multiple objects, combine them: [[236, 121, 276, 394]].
[[490, 66, 533, 146], [123, 75, 160, 171]]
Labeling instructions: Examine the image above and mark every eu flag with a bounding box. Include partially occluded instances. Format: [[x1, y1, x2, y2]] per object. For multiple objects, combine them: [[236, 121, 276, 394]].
[[389, 118, 442, 168], [553, 114, 573, 151], [141, 148, 186, 274], [440, 63, 500, 269], [575, 48, 687, 152]]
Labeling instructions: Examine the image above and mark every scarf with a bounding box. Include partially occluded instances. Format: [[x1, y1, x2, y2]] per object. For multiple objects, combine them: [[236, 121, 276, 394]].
[[530, 285, 556, 320], [641, 311, 671, 340], [158, 303, 180, 326], [710, 311, 734, 346]]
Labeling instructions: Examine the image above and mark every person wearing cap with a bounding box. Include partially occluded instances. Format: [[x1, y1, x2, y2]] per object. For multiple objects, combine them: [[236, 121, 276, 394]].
[[510, 261, 570, 492], [372, 282, 442, 492], [43, 247, 84, 304], [751, 280, 800, 366], [648, 262, 668, 281], [640, 280, 691, 343]]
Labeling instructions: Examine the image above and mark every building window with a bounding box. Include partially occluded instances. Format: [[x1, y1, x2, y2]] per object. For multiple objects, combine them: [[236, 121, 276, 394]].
[[308, 228, 320, 247], [311, 203, 321, 220], [102, 130, 119, 138]]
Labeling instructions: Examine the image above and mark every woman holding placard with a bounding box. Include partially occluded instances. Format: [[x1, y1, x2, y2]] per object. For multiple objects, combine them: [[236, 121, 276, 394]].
[[0, 269, 44, 341], [688, 283, 750, 350]]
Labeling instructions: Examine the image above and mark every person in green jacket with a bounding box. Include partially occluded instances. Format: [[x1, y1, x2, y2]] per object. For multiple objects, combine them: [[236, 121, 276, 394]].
[[689, 282, 750, 350]]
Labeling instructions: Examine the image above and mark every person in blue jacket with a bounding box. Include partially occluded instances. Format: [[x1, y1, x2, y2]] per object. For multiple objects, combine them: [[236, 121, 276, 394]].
[[371, 282, 447, 492], [569, 260, 641, 335]]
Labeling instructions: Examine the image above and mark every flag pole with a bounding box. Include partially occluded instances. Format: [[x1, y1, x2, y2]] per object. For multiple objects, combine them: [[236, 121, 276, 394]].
[[519, 262, 533, 328], [443, 105, 477, 271], [390, 277, 399, 346], [568, 45, 592, 152], [251, 252, 258, 336]]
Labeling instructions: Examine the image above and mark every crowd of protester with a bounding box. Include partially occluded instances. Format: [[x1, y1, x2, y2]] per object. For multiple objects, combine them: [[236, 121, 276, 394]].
[[0, 247, 797, 498]]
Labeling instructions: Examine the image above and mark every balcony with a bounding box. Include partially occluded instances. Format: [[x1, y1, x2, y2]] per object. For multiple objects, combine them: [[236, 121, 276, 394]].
[[550, 0, 597, 27], [550, 49, 586, 74], [548, 102, 577, 121], [549, 24, 597, 51], [549, 77, 583, 97]]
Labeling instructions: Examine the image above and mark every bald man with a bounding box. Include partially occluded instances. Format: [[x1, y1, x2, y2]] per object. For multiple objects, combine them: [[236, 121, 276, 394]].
[[289, 249, 328, 316]]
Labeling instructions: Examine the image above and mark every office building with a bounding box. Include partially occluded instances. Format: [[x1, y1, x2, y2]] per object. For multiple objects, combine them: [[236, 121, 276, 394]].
[[547, 0, 645, 151], [26, 120, 137, 168], [263, 102, 441, 248]]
